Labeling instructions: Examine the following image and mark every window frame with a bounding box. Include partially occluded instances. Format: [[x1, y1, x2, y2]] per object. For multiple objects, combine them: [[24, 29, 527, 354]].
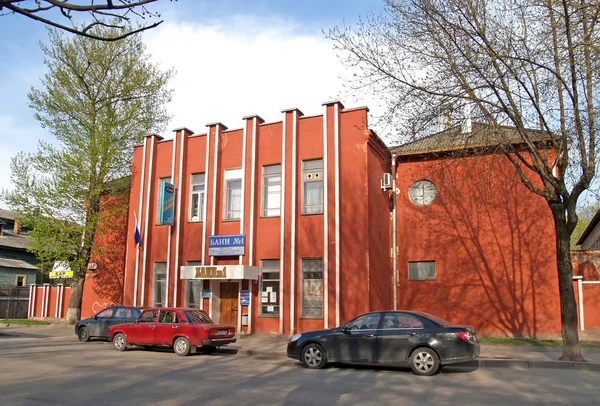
[[185, 261, 203, 308], [259, 259, 280, 317], [301, 258, 323, 318], [302, 159, 324, 215], [408, 261, 437, 281], [189, 173, 205, 222], [223, 169, 242, 221], [152, 262, 167, 307], [261, 164, 281, 217], [15, 274, 26, 287]]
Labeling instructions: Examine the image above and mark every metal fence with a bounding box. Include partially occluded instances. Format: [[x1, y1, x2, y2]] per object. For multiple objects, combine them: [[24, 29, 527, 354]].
[[0, 287, 30, 319]]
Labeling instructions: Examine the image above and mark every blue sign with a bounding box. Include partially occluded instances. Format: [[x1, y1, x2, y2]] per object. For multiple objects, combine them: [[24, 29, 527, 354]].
[[209, 234, 246, 256], [240, 290, 250, 306], [158, 182, 175, 225], [202, 289, 211, 299]]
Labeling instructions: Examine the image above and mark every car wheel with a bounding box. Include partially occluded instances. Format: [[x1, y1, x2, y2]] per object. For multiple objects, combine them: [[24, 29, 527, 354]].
[[113, 333, 128, 352], [409, 347, 440, 376], [77, 326, 90, 342], [301, 343, 327, 369], [173, 337, 191, 356]]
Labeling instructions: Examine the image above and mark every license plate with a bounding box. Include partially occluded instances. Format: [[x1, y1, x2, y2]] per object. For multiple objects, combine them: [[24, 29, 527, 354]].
[[215, 330, 228, 336]]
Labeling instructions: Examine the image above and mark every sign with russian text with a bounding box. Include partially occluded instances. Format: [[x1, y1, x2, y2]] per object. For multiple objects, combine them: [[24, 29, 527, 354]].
[[208, 234, 245, 256], [240, 290, 250, 306], [158, 182, 175, 226], [49, 261, 73, 279]]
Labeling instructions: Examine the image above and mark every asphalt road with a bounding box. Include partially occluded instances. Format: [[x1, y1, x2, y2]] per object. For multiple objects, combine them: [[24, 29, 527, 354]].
[[0, 335, 599, 406]]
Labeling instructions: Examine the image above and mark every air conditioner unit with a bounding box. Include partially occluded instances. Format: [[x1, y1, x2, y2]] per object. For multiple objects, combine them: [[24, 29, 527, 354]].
[[381, 173, 393, 190]]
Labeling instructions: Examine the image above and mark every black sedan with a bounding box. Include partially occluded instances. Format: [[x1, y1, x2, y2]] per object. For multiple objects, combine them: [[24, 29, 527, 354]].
[[75, 306, 141, 342], [287, 311, 480, 376]]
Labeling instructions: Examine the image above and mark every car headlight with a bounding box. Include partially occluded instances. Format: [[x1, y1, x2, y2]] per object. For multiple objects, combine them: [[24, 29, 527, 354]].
[[290, 333, 302, 342]]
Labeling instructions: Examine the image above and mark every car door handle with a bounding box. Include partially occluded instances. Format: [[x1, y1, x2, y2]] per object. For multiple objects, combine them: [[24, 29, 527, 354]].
[[408, 332, 416, 336], [366, 333, 375, 337], [172, 325, 178, 329]]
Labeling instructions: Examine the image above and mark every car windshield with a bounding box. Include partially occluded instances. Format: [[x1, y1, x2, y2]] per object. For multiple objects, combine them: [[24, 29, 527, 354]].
[[185, 310, 213, 324], [420, 312, 452, 326]]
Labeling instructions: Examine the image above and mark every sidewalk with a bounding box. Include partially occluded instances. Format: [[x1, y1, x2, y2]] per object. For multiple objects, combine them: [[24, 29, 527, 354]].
[[2, 323, 600, 371]]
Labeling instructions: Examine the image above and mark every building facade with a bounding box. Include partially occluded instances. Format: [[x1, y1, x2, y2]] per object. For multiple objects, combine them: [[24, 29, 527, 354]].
[[122, 101, 392, 334], [0, 209, 38, 288]]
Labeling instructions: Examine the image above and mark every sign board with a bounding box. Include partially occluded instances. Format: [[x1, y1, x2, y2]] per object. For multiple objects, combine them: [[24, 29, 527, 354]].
[[180, 265, 259, 280], [49, 261, 73, 279], [202, 289, 211, 299], [158, 182, 175, 225], [240, 290, 250, 306], [208, 234, 245, 256]]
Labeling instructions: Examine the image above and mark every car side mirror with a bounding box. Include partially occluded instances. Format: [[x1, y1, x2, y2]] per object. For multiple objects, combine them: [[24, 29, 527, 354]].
[[92, 315, 97, 320], [340, 325, 348, 332]]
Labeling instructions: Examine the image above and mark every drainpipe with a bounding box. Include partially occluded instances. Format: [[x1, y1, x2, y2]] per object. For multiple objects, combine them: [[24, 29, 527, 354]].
[[391, 153, 397, 311]]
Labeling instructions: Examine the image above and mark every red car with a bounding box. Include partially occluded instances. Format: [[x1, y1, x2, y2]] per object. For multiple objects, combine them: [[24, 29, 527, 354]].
[[108, 307, 236, 356]]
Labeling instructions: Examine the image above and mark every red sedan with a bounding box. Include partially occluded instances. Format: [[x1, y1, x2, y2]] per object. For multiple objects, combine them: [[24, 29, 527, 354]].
[[108, 307, 236, 356]]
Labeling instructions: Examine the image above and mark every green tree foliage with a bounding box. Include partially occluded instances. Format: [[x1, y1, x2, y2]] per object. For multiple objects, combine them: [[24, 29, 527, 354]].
[[2, 24, 173, 323]]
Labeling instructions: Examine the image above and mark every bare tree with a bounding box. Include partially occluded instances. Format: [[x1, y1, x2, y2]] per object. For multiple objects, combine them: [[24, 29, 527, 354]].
[[328, 0, 599, 361], [0, 0, 175, 41]]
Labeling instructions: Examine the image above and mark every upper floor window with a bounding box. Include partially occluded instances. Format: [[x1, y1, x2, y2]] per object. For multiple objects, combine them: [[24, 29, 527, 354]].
[[302, 159, 323, 214], [224, 169, 242, 220], [262, 164, 281, 217], [190, 173, 205, 222]]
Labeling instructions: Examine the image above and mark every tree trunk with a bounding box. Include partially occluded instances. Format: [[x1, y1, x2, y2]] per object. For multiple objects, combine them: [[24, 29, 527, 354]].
[[552, 209, 585, 362], [66, 276, 84, 324]]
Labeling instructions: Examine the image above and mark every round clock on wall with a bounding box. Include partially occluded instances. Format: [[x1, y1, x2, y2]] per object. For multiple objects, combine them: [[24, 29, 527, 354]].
[[408, 179, 438, 206]]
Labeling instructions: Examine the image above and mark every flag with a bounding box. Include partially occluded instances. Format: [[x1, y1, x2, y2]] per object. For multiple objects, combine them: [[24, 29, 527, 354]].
[[133, 211, 141, 248]]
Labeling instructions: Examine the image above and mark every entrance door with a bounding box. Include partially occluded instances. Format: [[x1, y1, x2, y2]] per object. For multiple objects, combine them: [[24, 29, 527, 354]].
[[219, 282, 239, 326]]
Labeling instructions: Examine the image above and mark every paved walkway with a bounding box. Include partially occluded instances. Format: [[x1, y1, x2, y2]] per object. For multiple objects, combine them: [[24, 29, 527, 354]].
[[2, 323, 599, 370]]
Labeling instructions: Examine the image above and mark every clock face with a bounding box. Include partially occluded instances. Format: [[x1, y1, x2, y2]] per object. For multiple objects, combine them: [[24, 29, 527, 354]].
[[408, 180, 438, 206]]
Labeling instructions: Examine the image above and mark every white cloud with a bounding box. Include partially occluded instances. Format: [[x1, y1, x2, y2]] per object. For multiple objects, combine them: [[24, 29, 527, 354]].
[[143, 15, 381, 139]]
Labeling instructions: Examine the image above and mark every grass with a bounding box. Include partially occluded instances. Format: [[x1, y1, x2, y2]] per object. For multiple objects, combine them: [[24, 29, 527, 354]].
[[1, 319, 51, 326], [479, 336, 600, 348]]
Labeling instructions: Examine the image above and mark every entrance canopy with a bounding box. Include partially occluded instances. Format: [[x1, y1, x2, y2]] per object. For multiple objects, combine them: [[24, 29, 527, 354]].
[[180, 265, 258, 280]]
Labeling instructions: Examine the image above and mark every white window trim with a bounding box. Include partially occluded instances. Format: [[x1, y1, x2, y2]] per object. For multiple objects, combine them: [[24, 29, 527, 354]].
[[302, 159, 324, 215], [224, 170, 242, 220], [189, 173, 205, 222], [261, 164, 281, 217]]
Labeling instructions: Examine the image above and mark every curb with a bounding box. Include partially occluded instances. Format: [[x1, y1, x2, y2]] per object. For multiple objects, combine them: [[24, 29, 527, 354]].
[[235, 349, 600, 371]]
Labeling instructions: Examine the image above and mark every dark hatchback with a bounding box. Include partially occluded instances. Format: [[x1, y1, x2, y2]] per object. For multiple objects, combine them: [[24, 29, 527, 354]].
[[75, 306, 141, 342], [287, 311, 480, 376]]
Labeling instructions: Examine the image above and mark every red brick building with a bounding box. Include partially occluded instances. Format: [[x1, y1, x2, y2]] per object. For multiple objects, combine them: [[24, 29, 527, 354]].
[[77, 102, 587, 337]]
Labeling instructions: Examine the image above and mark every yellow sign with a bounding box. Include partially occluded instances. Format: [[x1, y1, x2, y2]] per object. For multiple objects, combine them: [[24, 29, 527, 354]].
[[49, 270, 73, 279], [195, 266, 227, 279]]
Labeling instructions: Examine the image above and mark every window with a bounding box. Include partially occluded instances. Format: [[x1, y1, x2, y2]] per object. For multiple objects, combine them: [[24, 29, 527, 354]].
[[224, 169, 242, 220], [153, 263, 167, 307], [15, 275, 26, 287], [302, 159, 323, 214], [382, 313, 424, 329], [139, 310, 158, 323], [343, 313, 381, 330], [95, 308, 114, 318], [159, 311, 178, 323], [260, 259, 280, 316], [408, 261, 436, 280], [156, 176, 172, 224], [301, 258, 323, 318], [185, 261, 203, 308], [261, 164, 281, 217], [190, 173, 205, 222], [114, 308, 136, 318]]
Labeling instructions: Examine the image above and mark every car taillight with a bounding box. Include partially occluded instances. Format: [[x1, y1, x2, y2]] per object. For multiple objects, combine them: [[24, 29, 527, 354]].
[[455, 331, 475, 342]]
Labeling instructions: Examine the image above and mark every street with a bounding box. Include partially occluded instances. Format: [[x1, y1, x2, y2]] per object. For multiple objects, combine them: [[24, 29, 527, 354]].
[[0, 334, 599, 405]]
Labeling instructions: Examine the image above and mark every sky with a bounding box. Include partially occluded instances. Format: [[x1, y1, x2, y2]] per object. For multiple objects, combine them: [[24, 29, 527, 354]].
[[0, 0, 388, 193]]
